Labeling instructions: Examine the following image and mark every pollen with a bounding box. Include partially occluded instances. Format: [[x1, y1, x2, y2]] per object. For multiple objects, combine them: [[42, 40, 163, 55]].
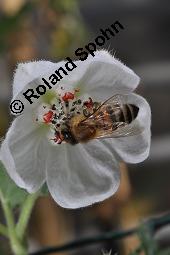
[[36, 88, 97, 145]]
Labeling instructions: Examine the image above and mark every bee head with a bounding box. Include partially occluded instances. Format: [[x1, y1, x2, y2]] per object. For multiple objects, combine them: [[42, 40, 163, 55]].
[[61, 128, 78, 145]]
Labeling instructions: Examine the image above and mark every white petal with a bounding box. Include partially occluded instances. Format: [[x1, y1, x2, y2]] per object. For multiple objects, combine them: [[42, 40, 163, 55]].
[[46, 140, 120, 209], [13, 60, 65, 99], [76, 50, 140, 101], [12, 51, 139, 114], [103, 93, 151, 163], [0, 113, 47, 192], [12, 60, 68, 115]]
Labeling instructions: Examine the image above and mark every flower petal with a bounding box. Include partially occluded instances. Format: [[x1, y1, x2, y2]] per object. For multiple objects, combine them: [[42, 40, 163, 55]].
[[0, 113, 47, 192], [46, 140, 120, 209], [13, 60, 65, 99], [12, 51, 139, 115], [12, 60, 68, 114], [103, 93, 151, 163], [76, 50, 140, 101]]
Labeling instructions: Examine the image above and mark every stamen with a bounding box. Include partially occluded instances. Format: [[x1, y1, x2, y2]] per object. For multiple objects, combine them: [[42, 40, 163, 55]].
[[62, 92, 74, 101], [84, 97, 93, 108], [36, 87, 99, 145], [43, 110, 53, 123]]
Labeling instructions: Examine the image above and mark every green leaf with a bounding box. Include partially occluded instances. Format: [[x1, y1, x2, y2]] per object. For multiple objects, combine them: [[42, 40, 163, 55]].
[[0, 161, 28, 208], [137, 224, 158, 255], [157, 248, 170, 255], [40, 183, 49, 196]]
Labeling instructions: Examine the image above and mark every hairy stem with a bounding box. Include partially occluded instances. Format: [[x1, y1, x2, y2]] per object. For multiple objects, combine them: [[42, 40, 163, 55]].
[[0, 191, 27, 255], [16, 192, 39, 241], [0, 222, 8, 237]]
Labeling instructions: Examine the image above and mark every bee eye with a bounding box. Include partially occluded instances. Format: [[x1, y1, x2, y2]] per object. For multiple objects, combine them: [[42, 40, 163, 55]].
[[60, 129, 77, 145], [61, 130, 70, 140]]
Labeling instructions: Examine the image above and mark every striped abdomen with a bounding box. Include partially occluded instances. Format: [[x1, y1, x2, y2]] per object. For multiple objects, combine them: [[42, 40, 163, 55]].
[[106, 104, 139, 124]]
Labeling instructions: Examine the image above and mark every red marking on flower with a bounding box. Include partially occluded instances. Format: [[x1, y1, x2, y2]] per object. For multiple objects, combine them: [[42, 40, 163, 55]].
[[84, 98, 93, 108], [43, 110, 53, 123], [62, 92, 74, 101]]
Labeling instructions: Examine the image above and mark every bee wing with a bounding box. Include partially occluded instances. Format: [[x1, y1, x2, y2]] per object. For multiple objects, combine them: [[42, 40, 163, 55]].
[[96, 123, 144, 139], [80, 94, 142, 139], [82, 94, 123, 120], [81, 118, 143, 139], [101, 94, 123, 106]]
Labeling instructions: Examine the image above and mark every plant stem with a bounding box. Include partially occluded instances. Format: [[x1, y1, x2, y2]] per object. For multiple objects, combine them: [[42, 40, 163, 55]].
[[16, 192, 39, 241], [0, 191, 27, 255], [0, 222, 8, 237]]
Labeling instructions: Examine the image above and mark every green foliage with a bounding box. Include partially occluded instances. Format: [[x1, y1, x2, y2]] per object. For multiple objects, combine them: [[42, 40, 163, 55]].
[[129, 223, 170, 255], [0, 161, 28, 208], [49, 0, 78, 13], [138, 224, 157, 254], [40, 183, 49, 196], [0, 2, 33, 53], [158, 249, 170, 255], [128, 225, 157, 255], [129, 249, 142, 255], [0, 161, 49, 208]]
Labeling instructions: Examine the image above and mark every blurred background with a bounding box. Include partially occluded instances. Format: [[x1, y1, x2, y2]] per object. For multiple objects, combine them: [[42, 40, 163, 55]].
[[0, 0, 170, 254]]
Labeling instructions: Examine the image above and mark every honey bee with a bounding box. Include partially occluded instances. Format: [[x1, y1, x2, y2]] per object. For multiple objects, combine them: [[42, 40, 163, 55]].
[[61, 95, 142, 145]]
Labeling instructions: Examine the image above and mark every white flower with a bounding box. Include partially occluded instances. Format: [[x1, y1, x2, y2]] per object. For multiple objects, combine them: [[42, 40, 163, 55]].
[[0, 50, 151, 209]]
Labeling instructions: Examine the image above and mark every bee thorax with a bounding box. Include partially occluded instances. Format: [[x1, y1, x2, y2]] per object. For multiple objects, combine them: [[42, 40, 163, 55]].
[[72, 124, 96, 143]]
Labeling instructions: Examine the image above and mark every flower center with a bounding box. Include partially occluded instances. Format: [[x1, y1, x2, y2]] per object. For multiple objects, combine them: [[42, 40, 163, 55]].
[[36, 87, 100, 145]]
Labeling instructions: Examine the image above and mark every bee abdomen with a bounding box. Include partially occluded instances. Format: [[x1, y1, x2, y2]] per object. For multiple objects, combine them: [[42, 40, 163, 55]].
[[106, 104, 139, 124], [122, 104, 139, 123]]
